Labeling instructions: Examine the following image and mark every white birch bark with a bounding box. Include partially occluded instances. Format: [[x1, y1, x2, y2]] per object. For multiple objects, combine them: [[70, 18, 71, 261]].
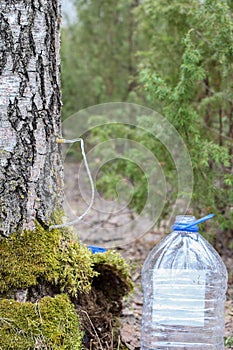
[[0, 0, 63, 236]]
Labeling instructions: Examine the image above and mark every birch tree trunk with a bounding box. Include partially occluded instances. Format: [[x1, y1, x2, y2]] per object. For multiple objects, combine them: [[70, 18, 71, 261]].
[[0, 0, 63, 236]]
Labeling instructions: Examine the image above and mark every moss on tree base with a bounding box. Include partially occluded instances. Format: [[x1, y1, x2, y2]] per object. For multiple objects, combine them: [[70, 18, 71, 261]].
[[0, 222, 133, 349], [0, 294, 82, 349]]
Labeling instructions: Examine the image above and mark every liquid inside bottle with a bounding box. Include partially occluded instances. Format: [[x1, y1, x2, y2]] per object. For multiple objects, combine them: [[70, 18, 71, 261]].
[[141, 215, 228, 350]]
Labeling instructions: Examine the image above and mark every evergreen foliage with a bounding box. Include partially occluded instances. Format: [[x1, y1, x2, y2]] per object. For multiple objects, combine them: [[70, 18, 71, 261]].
[[138, 0, 233, 240], [61, 0, 142, 119], [61, 0, 233, 246]]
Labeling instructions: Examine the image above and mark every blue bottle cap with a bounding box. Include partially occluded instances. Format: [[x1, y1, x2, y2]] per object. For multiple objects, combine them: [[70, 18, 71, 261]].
[[172, 214, 215, 232]]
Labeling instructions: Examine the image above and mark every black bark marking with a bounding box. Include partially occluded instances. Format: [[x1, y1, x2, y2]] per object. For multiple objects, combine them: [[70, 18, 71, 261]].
[[0, 14, 14, 75], [36, 53, 46, 107]]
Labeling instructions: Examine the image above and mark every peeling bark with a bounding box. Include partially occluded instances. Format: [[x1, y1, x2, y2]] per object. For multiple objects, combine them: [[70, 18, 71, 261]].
[[0, 0, 63, 236]]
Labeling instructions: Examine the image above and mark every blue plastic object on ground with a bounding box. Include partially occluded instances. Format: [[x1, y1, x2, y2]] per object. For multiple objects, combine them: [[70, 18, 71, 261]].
[[88, 245, 107, 254]]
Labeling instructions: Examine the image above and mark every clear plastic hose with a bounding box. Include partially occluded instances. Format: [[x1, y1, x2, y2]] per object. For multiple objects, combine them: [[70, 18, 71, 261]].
[[49, 138, 95, 230]]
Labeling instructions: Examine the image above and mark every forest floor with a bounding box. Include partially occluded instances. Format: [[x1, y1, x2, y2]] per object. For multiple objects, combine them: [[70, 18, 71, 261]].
[[64, 162, 233, 349]]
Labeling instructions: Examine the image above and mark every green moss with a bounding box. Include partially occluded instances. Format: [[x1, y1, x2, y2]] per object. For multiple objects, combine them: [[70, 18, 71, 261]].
[[0, 222, 97, 296], [92, 250, 133, 287], [92, 250, 134, 299], [0, 294, 82, 349], [0, 218, 133, 349]]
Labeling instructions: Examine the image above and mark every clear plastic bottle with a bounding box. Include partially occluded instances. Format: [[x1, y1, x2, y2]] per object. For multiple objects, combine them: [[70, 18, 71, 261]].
[[141, 215, 228, 350]]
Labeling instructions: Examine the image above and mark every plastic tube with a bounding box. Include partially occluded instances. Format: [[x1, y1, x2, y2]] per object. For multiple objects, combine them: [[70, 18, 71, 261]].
[[49, 138, 95, 230]]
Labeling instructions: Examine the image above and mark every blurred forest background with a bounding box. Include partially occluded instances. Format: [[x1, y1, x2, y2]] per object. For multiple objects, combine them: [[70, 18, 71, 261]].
[[60, 0, 233, 255]]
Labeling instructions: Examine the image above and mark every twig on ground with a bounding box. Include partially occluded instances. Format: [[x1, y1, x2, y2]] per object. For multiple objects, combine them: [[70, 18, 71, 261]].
[[81, 309, 104, 350]]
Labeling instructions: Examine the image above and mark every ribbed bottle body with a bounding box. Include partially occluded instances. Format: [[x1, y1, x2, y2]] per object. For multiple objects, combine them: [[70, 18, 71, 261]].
[[141, 222, 227, 350]]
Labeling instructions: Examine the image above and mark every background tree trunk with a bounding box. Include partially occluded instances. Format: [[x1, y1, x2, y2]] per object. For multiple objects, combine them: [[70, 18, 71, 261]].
[[0, 0, 63, 236]]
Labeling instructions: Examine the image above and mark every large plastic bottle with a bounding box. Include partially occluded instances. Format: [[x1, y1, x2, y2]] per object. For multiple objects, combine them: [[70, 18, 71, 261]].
[[141, 215, 228, 350]]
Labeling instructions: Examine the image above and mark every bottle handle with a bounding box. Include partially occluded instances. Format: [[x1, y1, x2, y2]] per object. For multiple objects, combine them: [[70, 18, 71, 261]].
[[185, 214, 215, 229]]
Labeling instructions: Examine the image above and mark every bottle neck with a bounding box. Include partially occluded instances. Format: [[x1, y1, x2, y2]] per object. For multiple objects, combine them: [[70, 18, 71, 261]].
[[172, 215, 198, 233]]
